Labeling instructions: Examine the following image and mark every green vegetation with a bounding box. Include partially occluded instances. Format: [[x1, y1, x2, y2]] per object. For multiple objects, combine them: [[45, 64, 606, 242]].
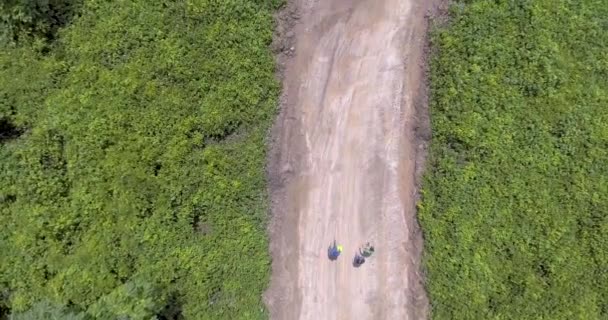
[[0, 0, 80, 44], [420, 1, 608, 319], [0, 0, 281, 318]]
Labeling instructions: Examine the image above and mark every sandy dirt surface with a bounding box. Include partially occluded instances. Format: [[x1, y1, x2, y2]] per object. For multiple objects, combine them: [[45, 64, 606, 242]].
[[265, 0, 439, 319]]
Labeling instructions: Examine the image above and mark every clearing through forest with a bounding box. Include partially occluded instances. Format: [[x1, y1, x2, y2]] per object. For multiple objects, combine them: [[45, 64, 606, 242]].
[[266, 0, 437, 319]]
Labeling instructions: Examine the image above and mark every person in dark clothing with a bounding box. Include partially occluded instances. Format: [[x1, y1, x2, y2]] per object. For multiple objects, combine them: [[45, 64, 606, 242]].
[[353, 253, 365, 267]]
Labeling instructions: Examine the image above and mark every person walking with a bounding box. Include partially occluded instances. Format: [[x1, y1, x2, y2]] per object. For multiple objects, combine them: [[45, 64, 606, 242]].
[[353, 253, 365, 267], [360, 242, 375, 258], [328, 240, 343, 261]]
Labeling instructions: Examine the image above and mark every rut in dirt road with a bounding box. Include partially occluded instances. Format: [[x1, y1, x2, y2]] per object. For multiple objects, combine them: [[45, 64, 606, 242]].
[[265, 0, 436, 319]]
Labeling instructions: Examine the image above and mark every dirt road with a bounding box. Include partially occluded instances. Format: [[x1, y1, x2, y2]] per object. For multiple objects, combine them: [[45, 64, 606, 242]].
[[266, 0, 436, 319]]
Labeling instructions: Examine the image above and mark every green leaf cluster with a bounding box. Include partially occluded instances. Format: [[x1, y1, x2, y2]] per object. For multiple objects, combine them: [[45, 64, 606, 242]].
[[0, 0, 282, 318], [0, 0, 80, 45], [421, 1, 608, 319]]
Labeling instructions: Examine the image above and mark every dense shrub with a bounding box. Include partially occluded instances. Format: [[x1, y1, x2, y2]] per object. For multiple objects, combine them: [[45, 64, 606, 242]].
[[0, 0, 81, 45], [0, 0, 282, 318], [420, 1, 608, 319]]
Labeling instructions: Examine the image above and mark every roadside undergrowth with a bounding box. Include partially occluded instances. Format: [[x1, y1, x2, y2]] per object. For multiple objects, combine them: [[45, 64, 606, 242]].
[[420, 1, 608, 319], [0, 0, 283, 318]]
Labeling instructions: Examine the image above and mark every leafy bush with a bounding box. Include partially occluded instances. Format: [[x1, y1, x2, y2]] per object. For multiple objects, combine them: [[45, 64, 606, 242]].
[[0, 0, 282, 318], [420, 1, 608, 319], [0, 0, 81, 45]]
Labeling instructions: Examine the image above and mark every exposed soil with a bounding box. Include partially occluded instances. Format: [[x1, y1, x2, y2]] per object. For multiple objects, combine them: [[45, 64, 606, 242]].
[[265, 1, 445, 319]]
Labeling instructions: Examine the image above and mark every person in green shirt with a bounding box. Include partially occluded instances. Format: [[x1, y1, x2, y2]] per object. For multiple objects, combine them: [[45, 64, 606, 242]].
[[360, 242, 375, 258]]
